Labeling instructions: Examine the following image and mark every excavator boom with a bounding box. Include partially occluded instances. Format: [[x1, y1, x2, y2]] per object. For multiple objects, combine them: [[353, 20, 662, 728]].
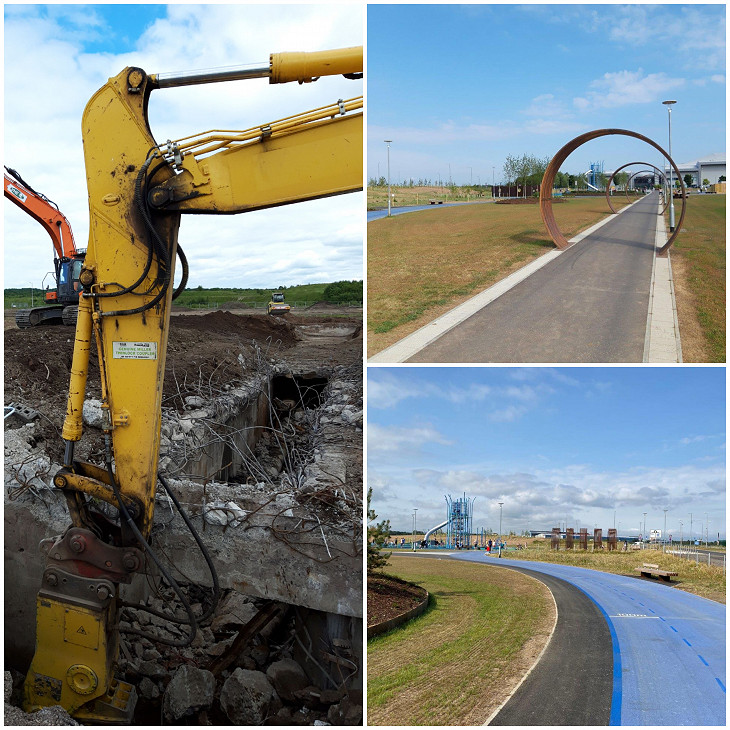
[[4, 167, 78, 260], [24, 46, 362, 723]]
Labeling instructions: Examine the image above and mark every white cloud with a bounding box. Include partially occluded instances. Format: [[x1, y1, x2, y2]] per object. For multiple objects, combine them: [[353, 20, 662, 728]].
[[367, 423, 452, 454], [4, 6, 363, 289], [573, 69, 685, 111], [374, 460, 726, 533], [367, 374, 423, 410]]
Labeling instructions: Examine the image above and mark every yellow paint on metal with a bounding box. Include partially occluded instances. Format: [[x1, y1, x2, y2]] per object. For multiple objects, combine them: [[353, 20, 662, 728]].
[[171, 112, 363, 213], [270, 46, 362, 84], [24, 596, 115, 715]]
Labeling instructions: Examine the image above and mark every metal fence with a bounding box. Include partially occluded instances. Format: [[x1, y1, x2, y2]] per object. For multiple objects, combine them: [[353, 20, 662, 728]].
[[667, 549, 726, 572]]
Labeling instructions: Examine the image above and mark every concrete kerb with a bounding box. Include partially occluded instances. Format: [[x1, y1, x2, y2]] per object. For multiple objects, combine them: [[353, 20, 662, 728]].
[[366, 591, 429, 639], [643, 197, 682, 363], [368, 197, 644, 363]]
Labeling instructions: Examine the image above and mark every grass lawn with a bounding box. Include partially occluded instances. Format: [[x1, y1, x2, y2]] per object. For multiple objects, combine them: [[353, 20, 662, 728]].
[[366, 197, 632, 357], [503, 544, 725, 604], [367, 555, 553, 726], [668, 194, 726, 362]]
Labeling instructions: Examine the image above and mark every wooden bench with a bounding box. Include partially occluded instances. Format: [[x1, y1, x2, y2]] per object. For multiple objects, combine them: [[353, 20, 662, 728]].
[[429, 199, 444, 205], [635, 563, 678, 582]]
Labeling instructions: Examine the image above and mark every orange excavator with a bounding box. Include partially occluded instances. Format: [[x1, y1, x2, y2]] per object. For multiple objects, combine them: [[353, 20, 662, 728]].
[[4, 166, 86, 328]]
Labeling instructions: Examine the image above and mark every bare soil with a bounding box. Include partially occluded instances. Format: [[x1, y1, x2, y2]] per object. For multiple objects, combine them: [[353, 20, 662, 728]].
[[367, 573, 427, 627], [4, 308, 362, 465]]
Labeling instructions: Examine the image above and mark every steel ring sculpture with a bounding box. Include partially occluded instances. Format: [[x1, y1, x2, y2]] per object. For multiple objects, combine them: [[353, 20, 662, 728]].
[[540, 129, 685, 256], [605, 161, 669, 215]]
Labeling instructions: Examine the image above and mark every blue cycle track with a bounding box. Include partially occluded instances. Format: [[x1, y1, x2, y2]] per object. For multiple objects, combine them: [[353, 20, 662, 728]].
[[450, 552, 725, 726]]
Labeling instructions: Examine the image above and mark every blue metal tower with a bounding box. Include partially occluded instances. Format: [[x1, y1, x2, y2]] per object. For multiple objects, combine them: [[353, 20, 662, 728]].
[[444, 493, 475, 548]]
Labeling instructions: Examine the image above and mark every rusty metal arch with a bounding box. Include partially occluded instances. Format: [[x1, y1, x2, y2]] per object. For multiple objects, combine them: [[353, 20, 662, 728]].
[[540, 129, 685, 256], [626, 168, 669, 214], [606, 161, 668, 215]]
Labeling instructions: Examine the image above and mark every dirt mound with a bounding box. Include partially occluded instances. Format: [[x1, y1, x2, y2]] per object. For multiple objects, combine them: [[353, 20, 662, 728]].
[[173, 311, 298, 345]]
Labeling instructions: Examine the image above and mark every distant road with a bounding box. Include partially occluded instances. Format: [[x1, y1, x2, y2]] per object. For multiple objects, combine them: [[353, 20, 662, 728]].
[[367, 199, 490, 222], [406, 192, 660, 362]]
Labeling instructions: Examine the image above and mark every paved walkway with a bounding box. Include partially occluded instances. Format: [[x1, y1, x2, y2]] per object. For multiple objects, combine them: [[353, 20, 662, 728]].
[[369, 193, 681, 363], [451, 553, 725, 726]]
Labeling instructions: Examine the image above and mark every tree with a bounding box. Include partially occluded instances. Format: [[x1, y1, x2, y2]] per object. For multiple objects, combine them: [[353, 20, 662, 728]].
[[684, 174, 693, 188], [703, 178, 710, 187], [503, 154, 520, 187], [322, 280, 362, 304], [719, 175, 726, 183], [367, 488, 391, 573], [614, 172, 629, 190]]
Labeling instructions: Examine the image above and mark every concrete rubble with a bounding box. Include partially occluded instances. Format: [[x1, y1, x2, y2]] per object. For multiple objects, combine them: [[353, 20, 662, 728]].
[[5, 335, 363, 724]]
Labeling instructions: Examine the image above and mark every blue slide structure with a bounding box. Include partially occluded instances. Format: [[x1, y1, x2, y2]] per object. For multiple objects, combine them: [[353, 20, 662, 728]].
[[452, 553, 725, 726]]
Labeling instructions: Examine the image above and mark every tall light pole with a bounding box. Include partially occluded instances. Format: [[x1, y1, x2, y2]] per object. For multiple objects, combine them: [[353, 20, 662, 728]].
[[412, 508, 418, 551], [643, 512, 647, 544], [662, 100, 677, 231], [663, 509, 668, 553], [689, 512, 693, 546], [498, 502, 504, 558], [705, 512, 708, 547], [384, 140, 392, 217]]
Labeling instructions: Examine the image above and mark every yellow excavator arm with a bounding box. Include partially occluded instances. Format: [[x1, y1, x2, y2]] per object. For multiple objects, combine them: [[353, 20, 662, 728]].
[[24, 46, 362, 723]]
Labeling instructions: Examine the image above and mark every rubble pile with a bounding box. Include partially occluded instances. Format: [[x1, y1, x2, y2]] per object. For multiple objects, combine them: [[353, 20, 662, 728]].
[[4, 310, 363, 726], [116, 587, 362, 725]]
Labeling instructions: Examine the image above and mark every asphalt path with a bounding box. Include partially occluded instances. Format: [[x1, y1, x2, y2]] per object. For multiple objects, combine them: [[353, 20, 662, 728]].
[[443, 552, 726, 726], [367, 199, 490, 222], [487, 565, 613, 726], [406, 192, 660, 362]]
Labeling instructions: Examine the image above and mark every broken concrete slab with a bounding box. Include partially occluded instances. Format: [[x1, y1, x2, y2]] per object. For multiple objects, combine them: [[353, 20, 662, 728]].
[[162, 665, 216, 722], [220, 668, 280, 725], [266, 658, 310, 702]]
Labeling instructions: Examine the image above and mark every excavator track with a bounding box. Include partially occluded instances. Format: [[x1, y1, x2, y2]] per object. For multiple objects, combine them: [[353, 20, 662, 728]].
[[62, 305, 79, 327], [15, 306, 65, 329]]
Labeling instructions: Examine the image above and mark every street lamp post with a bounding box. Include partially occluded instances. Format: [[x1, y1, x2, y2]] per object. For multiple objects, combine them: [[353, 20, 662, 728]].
[[498, 502, 504, 558], [662, 100, 677, 231], [663, 509, 668, 553], [412, 508, 418, 551], [705, 513, 708, 548], [643, 512, 647, 545], [384, 140, 392, 217], [689, 512, 693, 546]]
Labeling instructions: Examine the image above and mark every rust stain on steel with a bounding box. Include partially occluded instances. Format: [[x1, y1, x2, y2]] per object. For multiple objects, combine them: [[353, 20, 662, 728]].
[[540, 129, 686, 256], [605, 161, 669, 215]]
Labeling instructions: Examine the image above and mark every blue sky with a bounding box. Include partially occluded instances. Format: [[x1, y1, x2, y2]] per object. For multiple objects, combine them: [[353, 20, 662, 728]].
[[4, 4, 363, 289], [367, 4, 726, 185], [368, 367, 726, 540]]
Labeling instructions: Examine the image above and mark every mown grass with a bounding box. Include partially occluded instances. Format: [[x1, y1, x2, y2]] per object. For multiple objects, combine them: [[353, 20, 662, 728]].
[[503, 544, 725, 604], [367, 197, 632, 355], [668, 194, 726, 362], [367, 556, 552, 726]]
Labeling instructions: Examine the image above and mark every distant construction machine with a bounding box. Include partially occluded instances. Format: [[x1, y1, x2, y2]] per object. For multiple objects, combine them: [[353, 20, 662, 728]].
[[267, 290, 291, 315], [4, 166, 85, 328]]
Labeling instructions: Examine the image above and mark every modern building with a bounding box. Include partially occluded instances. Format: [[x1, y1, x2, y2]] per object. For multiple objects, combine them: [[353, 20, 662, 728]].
[[665, 153, 726, 187]]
